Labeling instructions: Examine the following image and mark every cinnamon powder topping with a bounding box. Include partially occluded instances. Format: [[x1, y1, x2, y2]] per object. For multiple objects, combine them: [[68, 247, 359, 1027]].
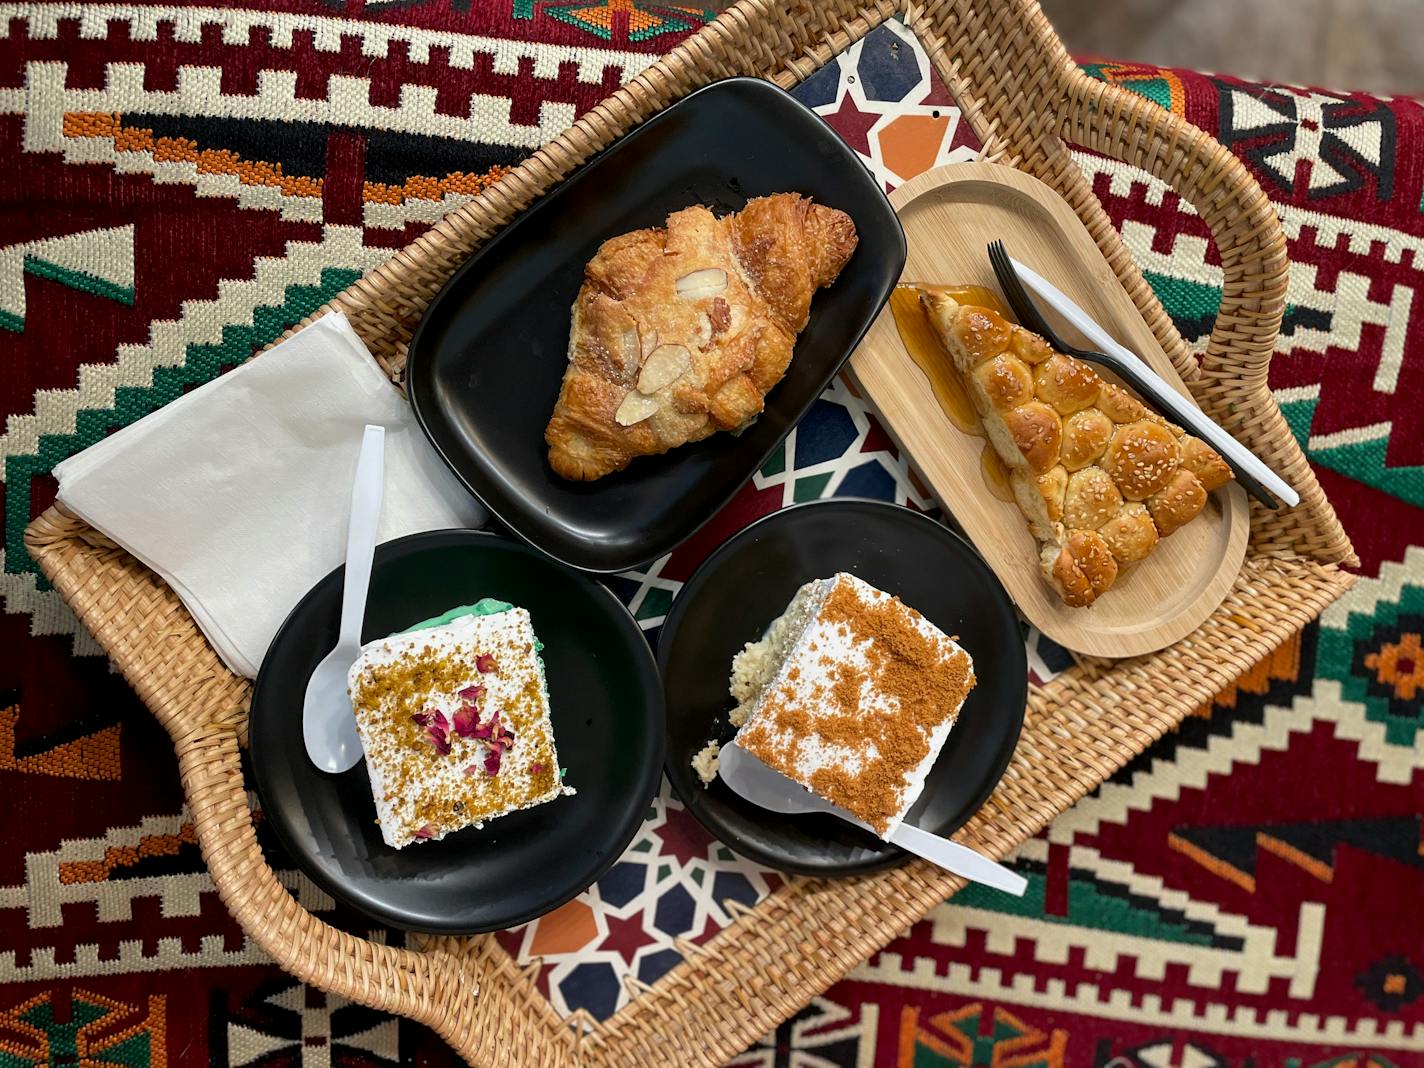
[[737, 578, 976, 834]]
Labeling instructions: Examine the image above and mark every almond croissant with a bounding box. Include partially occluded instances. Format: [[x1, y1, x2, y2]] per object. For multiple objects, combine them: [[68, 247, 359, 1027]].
[[544, 193, 857, 481]]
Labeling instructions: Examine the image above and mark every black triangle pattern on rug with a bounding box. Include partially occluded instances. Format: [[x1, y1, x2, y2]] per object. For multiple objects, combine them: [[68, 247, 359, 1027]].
[[1108, 624, 1319, 788], [128, 114, 530, 188], [1171, 815, 1424, 889], [1170, 302, 1333, 347]]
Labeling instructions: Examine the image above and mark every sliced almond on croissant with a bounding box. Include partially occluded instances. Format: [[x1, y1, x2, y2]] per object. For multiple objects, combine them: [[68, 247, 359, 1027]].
[[675, 268, 727, 299], [615, 392, 660, 426], [620, 328, 641, 378], [544, 195, 858, 481], [637, 344, 692, 395]]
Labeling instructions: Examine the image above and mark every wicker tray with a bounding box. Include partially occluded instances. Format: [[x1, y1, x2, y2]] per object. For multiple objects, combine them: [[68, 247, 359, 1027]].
[[25, 1, 1357, 1064]]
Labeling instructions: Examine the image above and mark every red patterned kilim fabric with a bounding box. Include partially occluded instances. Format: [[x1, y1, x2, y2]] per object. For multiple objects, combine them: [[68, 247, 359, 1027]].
[[0, 6, 1421, 1065]]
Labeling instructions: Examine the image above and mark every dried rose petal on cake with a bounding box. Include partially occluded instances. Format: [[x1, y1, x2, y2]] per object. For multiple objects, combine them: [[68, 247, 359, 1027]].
[[413, 708, 452, 754], [451, 704, 481, 739], [484, 745, 503, 776], [411, 708, 446, 729], [471, 709, 498, 741], [425, 726, 451, 755], [346, 606, 574, 849]]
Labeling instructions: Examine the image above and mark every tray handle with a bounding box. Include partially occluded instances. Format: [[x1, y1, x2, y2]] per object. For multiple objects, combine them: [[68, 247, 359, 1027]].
[[176, 722, 478, 1025], [1058, 73, 1353, 564], [1061, 77, 1286, 389], [22, 506, 486, 1057]]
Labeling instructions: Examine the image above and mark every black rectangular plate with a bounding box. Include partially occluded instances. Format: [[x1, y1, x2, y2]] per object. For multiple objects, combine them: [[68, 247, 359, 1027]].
[[406, 77, 907, 573]]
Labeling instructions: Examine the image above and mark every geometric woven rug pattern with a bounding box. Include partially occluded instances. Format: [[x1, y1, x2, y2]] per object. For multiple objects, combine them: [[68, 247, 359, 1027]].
[[1, 5, 1421, 1064]]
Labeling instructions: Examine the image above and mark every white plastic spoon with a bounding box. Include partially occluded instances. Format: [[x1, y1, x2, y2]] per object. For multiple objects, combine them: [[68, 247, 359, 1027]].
[[718, 740, 1026, 895], [303, 424, 385, 773]]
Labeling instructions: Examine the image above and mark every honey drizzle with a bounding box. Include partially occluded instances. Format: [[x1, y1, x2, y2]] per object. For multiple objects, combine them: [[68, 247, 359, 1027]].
[[888, 286, 980, 435], [979, 443, 1014, 502], [889, 284, 1017, 503]]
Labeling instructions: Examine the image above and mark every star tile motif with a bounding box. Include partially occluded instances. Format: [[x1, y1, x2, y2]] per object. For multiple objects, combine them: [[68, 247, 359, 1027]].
[[598, 910, 657, 967], [823, 94, 879, 156]]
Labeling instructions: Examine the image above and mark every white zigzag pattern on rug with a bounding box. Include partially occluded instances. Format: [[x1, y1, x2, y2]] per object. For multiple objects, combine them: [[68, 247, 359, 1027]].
[[7, 57, 570, 152], [0, 801, 355, 981], [1072, 151, 1420, 390], [931, 838, 1324, 995], [0, 3, 657, 83]]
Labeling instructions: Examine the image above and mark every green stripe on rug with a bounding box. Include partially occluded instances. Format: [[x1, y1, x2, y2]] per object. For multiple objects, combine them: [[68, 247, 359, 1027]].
[[1311, 435, 1424, 509], [1078, 61, 1174, 110], [1143, 268, 1221, 323], [1278, 396, 1316, 450], [543, 5, 612, 39], [23, 256, 135, 307], [629, 12, 694, 42], [954, 868, 1216, 946], [4, 268, 361, 584]]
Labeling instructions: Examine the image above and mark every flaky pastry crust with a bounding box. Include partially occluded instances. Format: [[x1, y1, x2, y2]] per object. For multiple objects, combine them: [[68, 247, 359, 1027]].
[[545, 194, 857, 480]]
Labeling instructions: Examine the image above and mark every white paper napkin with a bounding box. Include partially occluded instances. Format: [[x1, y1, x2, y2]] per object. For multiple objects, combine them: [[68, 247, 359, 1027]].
[[54, 311, 487, 678]]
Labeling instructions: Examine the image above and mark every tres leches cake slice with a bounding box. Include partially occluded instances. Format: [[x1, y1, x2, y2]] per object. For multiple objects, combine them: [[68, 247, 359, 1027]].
[[347, 600, 573, 849], [724, 573, 975, 839]]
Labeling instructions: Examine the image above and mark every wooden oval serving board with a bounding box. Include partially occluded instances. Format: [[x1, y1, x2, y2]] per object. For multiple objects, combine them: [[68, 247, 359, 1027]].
[[848, 163, 1250, 658]]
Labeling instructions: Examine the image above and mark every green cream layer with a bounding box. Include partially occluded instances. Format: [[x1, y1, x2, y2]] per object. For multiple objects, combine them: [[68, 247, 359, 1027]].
[[403, 598, 515, 633], [402, 598, 545, 653]]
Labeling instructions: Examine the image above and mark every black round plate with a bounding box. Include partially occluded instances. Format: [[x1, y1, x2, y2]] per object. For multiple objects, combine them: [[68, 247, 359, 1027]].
[[250, 529, 664, 933], [660, 499, 1027, 876]]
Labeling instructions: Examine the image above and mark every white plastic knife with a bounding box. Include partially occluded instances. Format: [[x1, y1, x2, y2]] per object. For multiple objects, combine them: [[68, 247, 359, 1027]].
[[1010, 257, 1299, 508]]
